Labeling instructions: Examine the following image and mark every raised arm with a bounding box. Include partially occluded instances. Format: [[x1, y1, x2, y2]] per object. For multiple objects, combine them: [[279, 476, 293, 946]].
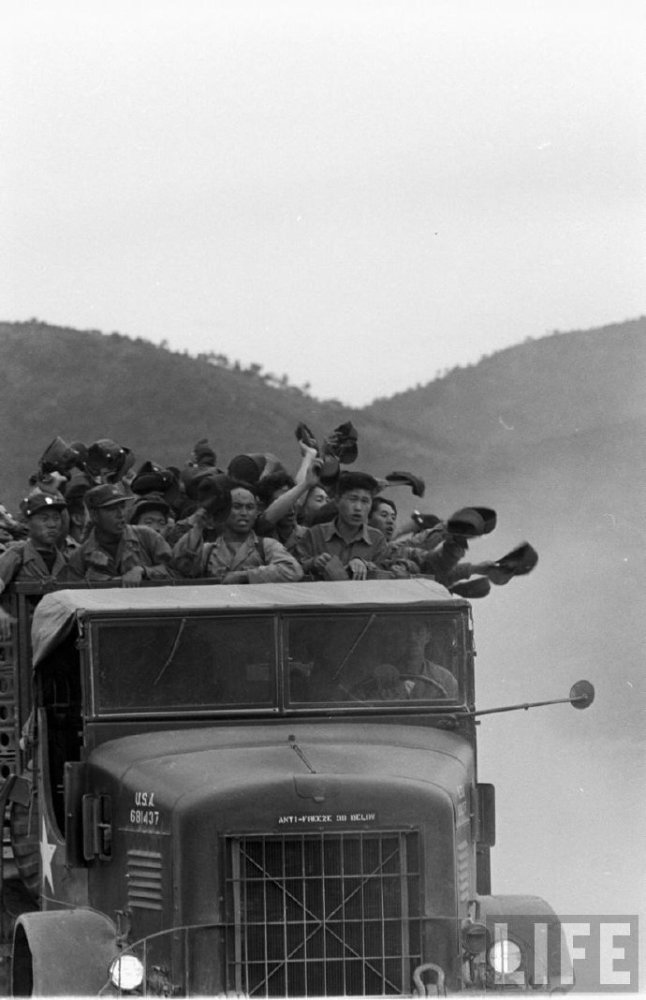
[[260, 457, 322, 529]]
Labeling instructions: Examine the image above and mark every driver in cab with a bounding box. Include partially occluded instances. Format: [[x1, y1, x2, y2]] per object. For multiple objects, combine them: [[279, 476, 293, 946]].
[[343, 618, 459, 702]]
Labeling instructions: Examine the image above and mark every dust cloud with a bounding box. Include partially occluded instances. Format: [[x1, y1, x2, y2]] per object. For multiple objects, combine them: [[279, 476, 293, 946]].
[[469, 502, 645, 986]]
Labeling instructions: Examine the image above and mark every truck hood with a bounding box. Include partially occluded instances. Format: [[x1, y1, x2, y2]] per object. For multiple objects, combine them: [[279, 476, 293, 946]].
[[89, 721, 473, 822], [87, 722, 474, 949]]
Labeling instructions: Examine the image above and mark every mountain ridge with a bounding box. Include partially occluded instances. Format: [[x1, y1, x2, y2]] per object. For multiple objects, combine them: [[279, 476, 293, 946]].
[[363, 317, 646, 460]]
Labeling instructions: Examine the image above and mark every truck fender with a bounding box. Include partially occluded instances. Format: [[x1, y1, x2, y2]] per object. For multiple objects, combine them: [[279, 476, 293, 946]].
[[476, 892, 561, 922], [12, 909, 119, 996], [474, 894, 566, 988]]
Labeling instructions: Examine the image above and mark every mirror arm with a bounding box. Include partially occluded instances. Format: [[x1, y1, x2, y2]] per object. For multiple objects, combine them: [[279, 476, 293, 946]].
[[466, 680, 594, 718]]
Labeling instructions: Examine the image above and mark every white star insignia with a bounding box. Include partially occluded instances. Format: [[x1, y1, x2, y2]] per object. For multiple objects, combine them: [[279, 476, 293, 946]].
[[40, 817, 57, 893]]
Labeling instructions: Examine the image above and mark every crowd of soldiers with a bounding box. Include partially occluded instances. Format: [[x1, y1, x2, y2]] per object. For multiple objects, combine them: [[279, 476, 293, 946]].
[[0, 424, 538, 631]]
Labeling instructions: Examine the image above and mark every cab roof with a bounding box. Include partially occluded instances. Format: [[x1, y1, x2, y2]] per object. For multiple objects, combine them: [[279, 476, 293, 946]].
[[31, 579, 462, 665]]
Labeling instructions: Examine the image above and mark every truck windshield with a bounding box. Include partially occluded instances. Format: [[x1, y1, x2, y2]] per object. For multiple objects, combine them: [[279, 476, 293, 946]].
[[94, 615, 278, 713], [285, 612, 461, 706], [91, 611, 463, 715]]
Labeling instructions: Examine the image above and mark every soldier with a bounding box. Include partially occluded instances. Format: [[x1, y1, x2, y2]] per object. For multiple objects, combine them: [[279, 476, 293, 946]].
[[0, 489, 69, 637], [66, 484, 173, 585], [397, 618, 459, 698], [295, 471, 389, 580], [62, 473, 92, 554], [368, 496, 398, 541], [128, 493, 171, 536], [172, 481, 303, 584], [297, 484, 331, 525], [0, 503, 27, 554], [255, 452, 322, 553]]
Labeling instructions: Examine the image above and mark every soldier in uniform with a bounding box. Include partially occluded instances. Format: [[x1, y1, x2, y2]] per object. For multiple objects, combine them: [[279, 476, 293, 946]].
[[0, 489, 69, 637], [66, 484, 173, 585], [172, 481, 303, 584], [295, 471, 389, 580]]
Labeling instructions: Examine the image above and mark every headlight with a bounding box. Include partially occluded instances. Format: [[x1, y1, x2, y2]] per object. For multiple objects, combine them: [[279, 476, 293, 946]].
[[488, 939, 522, 974], [109, 954, 145, 991]]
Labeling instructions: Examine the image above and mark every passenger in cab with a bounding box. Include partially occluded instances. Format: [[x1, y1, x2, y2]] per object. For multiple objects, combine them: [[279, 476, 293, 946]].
[[172, 480, 303, 584], [65, 484, 173, 585]]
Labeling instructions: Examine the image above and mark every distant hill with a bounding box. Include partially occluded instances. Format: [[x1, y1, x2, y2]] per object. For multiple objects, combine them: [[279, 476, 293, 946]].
[[364, 317, 646, 476]]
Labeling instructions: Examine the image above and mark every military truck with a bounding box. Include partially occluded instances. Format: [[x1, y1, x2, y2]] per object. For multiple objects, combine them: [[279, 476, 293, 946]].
[[0, 578, 590, 995]]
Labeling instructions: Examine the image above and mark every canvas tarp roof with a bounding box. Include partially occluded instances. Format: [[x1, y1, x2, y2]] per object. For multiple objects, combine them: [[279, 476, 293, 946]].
[[31, 579, 457, 666]]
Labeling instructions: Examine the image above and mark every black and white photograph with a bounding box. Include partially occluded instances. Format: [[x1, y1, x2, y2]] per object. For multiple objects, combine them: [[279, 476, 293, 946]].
[[0, 0, 644, 995]]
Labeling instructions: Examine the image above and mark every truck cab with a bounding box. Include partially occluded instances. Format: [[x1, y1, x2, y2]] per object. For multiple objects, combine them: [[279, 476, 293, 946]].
[[2, 579, 564, 995]]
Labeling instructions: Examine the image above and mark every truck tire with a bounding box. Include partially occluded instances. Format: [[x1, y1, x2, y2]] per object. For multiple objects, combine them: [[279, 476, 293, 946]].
[[9, 800, 40, 903]]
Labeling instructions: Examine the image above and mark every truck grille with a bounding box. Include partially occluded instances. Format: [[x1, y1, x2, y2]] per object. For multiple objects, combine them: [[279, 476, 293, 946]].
[[224, 831, 422, 997]]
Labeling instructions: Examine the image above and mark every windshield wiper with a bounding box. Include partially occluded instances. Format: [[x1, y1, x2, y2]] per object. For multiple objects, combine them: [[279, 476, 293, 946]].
[[332, 614, 378, 681], [153, 618, 187, 686]]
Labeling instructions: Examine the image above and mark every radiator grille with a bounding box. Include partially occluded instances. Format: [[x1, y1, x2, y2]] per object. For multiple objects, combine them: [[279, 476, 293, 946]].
[[224, 831, 421, 997]]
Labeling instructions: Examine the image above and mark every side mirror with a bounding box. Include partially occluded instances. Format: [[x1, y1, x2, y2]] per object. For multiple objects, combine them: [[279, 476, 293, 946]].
[[471, 679, 596, 718], [569, 679, 595, 710]]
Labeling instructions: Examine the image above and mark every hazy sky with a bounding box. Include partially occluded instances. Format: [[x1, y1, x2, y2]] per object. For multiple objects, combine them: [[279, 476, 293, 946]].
[[2, 0, 644, 404]]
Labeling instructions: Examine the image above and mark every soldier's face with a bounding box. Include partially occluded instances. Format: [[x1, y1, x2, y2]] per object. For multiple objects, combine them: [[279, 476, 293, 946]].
[[93, 503, 127, 538], [337, 490, 372, 529], [137, 511, 167, 534], [303, 487, 328, 516], [28, 510, 63, 548], [226, 488, 258, 536], [369, 502, 396, 540], [402, 620, 432, 660]]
